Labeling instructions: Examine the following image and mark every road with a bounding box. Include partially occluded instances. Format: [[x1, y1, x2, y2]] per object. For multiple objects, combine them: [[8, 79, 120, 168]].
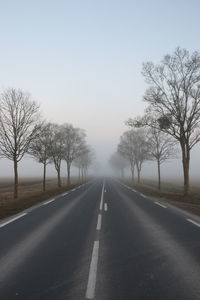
[[0, 178, 200, 299]]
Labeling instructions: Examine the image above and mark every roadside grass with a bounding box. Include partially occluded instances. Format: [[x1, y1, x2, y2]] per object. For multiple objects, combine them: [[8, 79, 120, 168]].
[[0, 177, 87, 220], [121, 178, 200, 216]]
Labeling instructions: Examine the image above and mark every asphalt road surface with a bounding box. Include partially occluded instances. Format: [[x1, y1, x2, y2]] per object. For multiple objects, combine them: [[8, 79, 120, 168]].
[[0, 178, 200, 300]]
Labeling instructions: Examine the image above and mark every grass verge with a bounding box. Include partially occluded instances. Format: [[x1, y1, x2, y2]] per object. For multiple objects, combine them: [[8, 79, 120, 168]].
[[0, 178, 88, 220], [121, 178, 200, 217]]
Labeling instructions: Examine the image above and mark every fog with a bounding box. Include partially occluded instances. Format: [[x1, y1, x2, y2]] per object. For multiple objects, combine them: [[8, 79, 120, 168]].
[[0, 1, 200, 183], [1, 138, 200, 183]]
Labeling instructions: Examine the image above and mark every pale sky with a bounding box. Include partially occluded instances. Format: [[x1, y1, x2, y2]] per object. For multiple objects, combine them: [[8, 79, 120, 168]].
[[0, 0, 200, 179]]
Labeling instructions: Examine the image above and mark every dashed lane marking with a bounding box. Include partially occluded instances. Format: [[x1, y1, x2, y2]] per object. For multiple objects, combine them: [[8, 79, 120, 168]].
[[62, 192, 68, 196], [0, 213, 27, 228], [187, 219, 200, 228], [43, 199, 55, 205], [154, 201, 167, 208], [140, 193, 147, 198], [86, 180, 104, 299], [85, 241, 99, 299], [96, 214, 102, 230], [99, 183, 104, 210]]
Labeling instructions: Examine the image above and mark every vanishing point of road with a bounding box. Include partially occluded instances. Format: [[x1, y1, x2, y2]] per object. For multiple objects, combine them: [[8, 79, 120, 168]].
[[0, 178, 200, 299]]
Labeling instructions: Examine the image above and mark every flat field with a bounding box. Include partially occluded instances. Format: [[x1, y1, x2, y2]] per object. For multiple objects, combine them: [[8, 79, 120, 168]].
[[0, 177, 84, 220]]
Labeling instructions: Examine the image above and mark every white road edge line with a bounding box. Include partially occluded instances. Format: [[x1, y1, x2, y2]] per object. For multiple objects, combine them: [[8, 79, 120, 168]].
[[62, 192, 68, 196], [187, 218, 200, 228], [43, 198, 55, 205], [96, 214, 102, 230], [140, 193, 147, 198], [0, 213, 27, 228], [99, 182, 105, 210], [154, 201, 167, 209], [104, 203, 108, 211], [85, 240, 99, 299]]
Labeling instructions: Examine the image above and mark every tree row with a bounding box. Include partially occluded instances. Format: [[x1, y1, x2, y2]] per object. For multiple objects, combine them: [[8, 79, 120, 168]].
[[0, 88, 94, 199], [111, 47, 200, 196]]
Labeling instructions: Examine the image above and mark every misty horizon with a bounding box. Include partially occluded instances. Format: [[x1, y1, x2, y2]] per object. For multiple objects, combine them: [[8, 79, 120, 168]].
[[0, 1, 200, 183]]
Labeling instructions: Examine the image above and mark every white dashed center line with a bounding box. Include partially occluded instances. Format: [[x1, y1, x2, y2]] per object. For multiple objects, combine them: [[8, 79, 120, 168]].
[[86, 180, 105, 299], [85, 241, 99, 299], [96, 214, 102, 230], [104, 203, 108, 211], [99, 183, 104, 210]]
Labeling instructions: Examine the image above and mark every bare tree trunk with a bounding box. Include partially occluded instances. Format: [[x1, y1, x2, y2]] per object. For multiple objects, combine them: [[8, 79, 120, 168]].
[[130, 162, 135, 182], [137, 170, 140, 183], [78, 167, 81, 181], [136, 163, 141, 183], [81, 167, 84, 181], [43, 163, 46, 192], [57, 167, 61, 187], [67, 163, 71, 185], [157, 159, 161, 190], [181, 145, 190, 196], [14, 158, 18, 199], [84, 168, 86, 178]]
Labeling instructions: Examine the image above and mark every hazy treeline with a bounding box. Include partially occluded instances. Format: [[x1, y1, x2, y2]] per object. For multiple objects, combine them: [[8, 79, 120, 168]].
[[0, 88, 94, 199], [110, 128, 176, 190], [111, 47, 200, 196]]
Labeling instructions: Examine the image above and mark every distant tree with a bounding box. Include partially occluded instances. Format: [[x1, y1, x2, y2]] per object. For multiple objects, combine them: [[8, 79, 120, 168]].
[[132, 129, 150, 183], [0, 88, 40, 198], [118, 130, 136, 182], [109, 152, 128, 178], [48, 124, 65, 188], [62, 124, 86, 185], [29, 123, 52, 192], [127, 48, 200, 196], [73, 145, 94, 181], [118, 129, 149, 183], [148, 128, 177, 189], [79, 146, 94, 180]]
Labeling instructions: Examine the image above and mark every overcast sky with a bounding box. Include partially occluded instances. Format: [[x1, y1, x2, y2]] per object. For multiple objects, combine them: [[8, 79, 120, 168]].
[[0, 0, 200, 179]]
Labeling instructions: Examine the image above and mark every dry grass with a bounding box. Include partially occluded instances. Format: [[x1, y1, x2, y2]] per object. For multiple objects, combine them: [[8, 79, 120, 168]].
[[122, 178, 200, 216], [0, 177, 86, 220]]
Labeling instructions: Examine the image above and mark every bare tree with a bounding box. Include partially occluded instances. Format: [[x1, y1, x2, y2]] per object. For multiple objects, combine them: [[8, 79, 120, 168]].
[[48, 124, 65, 188], [132, 129, 150, 183], [73, 145, 94, 181], [118, 130, 136, 182], [83, 149, 95, 178], [29, 123, 52, 192], [0, 88, 40, 198], [62, 124, 86, 185], [148, 128, 177, 189], [118, 129, 149, 183], [73, 157, 82, 181], [79, 146, 94, 180], [109, 152, 128, 178], [127, 48, 200, 196]]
